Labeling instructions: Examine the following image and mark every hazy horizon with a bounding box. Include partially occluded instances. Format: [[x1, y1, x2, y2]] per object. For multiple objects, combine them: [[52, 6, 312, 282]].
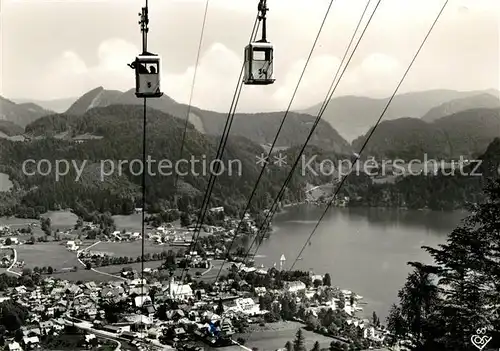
[[6, 86, 500, 114]]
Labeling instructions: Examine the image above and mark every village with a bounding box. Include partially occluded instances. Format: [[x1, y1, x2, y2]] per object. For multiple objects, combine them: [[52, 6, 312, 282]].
[[0, 208, 391, 351]]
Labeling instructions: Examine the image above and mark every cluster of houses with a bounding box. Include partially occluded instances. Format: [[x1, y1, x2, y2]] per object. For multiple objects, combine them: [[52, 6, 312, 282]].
[[0, 256, 389, 351]]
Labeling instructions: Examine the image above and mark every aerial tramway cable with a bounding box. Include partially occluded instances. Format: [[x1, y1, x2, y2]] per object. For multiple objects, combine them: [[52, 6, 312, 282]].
[[212, 0, 339, 283], [242, 0, 380, 266], [139, 0, 149, 301], [288, 0, 449, 271], [175, 13, 262, 293], [173, 0, 211, 200]]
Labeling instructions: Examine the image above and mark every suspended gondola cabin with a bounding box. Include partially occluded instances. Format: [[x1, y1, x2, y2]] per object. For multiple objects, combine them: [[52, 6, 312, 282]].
[[131, 53, 163, 98], [243, 42, 275, 85]]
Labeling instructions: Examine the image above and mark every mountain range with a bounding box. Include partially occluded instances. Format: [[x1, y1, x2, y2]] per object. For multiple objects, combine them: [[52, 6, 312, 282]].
[[0, 87, 499, 217], [352, 107, 500, 160], [2, 87, 500, 159], [0, 105, 328, 218], [300, 89, 500, 141], [0, 96, 54, 127], [12, 97, 77, 114], [59, 86, 352, 154]]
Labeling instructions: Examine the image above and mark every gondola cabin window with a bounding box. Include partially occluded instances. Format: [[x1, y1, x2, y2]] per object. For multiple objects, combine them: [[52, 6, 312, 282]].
[[243, 42, 275, 85], [134, 55, 163, 98]]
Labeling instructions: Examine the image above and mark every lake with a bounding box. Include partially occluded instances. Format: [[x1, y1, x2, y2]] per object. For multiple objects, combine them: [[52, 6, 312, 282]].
[[253, 206, 466, 320]]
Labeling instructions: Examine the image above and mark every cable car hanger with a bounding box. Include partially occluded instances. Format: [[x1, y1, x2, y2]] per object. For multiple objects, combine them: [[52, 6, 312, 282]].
[[129, 0, 163, 98], [243, 0, 275, 85]]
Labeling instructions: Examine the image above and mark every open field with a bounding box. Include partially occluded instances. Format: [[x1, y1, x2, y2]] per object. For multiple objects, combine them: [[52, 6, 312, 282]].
[[52, 269, 123, 283], [0, 216, 38, 227], [97, 261, 207, 276], [0, 210, 78, 238], [0, 173, 13, 192], [41, 210, 78, 230], [97, 261, 164, 273], [232, 322, 336, 351], [198, 260, 226, 281], [14, 242, 80, 271], [112, 214, 185, 232], [112, 214, 149, 231], [91, 241, 174, 257]]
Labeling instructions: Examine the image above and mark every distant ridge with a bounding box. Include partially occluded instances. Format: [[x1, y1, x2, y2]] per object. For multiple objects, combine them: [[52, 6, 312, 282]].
[[352, 107, 500, 159], [0, 95, 54, 127], [62, 86, 353, 154], [421, 93, 500, 122], [300, 89, 500, 141], [12, 96, 77, 113]]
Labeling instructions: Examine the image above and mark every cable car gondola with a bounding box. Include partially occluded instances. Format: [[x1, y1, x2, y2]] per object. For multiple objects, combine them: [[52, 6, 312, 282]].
[[129, 5, 163, 98], [129, 53, 163, 98], [243, 0, 275, 85]]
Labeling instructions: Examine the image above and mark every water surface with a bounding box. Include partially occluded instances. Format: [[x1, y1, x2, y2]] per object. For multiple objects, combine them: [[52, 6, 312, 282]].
[[254, 206, 465, 319]]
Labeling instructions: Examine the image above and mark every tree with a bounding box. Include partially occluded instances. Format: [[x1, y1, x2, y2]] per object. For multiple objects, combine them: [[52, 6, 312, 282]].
[[329, 341, 342, 351], [216, 299, 224, 315], [386, 304, 406, 343], [323, 273, 331, 287], [311, 341, 320, 351], [85, 262, 92, 270], [387, 179, 500, 350], [285, 341, 293, 351], [4, 238, 11, 246], [293, 328, 305, 351], [305, 314, 320, 330], [47, 266, 54, 274], [180, 212, 191, 227], [372, 311, 380, 327]]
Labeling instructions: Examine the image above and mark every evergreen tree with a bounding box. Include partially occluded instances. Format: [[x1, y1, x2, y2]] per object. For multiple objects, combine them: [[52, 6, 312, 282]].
[[293, 328, 305, 351], [216, 299, 224, 315], [388, 179, 500, 350], [311, 341, 320, 351], [323, 273, 331, 287]]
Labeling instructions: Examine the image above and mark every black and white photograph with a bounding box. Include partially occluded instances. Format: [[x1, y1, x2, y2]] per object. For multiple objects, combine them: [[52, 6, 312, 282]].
[[0, 0, 499, 350]]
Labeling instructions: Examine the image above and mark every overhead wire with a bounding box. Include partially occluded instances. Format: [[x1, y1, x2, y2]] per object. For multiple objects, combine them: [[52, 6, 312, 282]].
[[175, 15, 261, 293], [140, 0, 149, 302], [288, 0, 449, 271], [241, 0, 378, 268], [212, 0, 338, 282], [173, 0, 211, 199]]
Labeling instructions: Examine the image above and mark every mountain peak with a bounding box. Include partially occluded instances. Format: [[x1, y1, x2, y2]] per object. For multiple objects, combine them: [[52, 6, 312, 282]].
[[0, 95, 53, 127], [422, 93, 500, 122], [65, 86, 123, 115]]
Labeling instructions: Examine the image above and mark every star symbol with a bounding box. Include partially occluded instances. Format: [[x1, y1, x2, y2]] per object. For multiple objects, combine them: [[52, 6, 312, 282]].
[[273, 153, 287, 167], [256, 153, 269, 167]]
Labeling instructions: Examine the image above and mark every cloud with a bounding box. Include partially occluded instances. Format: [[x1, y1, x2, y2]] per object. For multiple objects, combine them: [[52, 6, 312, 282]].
[[272, 55, 342, 109], [40, 37, 406, 112], [37, 39, 137, 99]]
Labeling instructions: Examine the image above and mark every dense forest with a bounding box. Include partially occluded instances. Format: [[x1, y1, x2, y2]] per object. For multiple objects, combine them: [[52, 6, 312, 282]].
[[0, 105, 343, 219], [339, 137, 500, 210], [0, 104, 498, 219], [352, 107, 500, 160]]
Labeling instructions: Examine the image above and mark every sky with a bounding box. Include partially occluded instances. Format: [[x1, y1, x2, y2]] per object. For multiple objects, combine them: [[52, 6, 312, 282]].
[[0, 0, 499, 112]]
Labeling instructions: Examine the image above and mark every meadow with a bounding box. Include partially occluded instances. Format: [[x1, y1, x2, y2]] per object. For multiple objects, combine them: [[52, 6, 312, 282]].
[[13, 242, 80, 271], [90, 241, 173, 257], [0, 210, 77, 231], [41, 210, 78, 230], [0, 173, 13, 192]]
